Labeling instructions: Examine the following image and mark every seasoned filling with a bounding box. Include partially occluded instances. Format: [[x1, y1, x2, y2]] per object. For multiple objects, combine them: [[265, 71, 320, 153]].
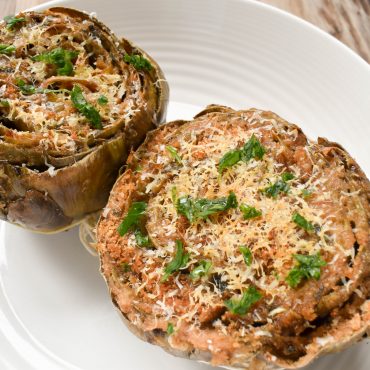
[[98, 107, 370, 367]]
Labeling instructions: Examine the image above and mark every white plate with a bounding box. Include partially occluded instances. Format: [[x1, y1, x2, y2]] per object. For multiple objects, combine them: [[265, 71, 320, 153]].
[[1, 0, 369, 369]]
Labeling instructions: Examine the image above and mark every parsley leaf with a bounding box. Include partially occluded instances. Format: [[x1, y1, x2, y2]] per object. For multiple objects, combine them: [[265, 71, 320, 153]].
[[292, 212, 314, 232], [97, 95, 108, 105], [161, 240, 189, 282], [0, 44, 15, 55], [190, 260, 212, 280], [0, 99, 9, 107], [240, 204, 262, 219], [167, 323, 174, 335], [218, 134, 265, 174], [166, 145, 182, 164], [4, 15, 25, 30], [261, 172, 295, 198], [117, 201, 147, 236], [286, 253, 327, 288], [224, 286, 262, 315], [71, 85, 102, 129], [16, 79, 36, 95], [176, 192, 238, 223], [33, 48, 78, 76], [281, 172, 295, 182], [124, 54, 152, 71], [239, 246, 253, 266], [134, 229, 151, 248], [120, 262, 131, 273]]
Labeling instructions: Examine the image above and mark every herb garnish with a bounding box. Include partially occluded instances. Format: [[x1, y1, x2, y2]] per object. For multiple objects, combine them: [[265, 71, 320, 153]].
[[292, 212, 314, 232], [33, 48, 78, 76], [0, 99, 9, 107], [4, 15, 25, 30], [286, 253, 327, 288], [124, 54, 152, 71], [224, 286, 262, 315], [120, 262, 131, 273], [167, 323, 174, 335], [240, 204, 262, 220], [97, 95, 108, 105], [117, 201, 147, 236], [176, 192, 238, 223], [71, 85, 102, 129], [301, 189, 313, 199], [161, 240, 189, 282], [0, 44, 15, 55], [190, 260, 212, 280], [261, 172, 295, 198], [166, 145, 182, 164], [134, 229, 151, 248], [16, 79, 36, 95], [239, 246, 253, 266], [218, 134, 265, 174]]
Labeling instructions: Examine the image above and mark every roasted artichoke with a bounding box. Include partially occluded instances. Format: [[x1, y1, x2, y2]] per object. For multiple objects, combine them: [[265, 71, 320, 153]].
[[96, 105, 370, 369], [0, 7, 168, 232]]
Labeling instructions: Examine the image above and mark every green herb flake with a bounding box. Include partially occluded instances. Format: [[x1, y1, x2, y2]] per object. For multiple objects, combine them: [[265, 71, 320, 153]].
[[97, 95, 108, 105], [239, 246, 253, 266], [281, 172, 295, 182], [161, 240, 189, 282], [124, 54, 152, 71], [16, 79, 36, 95], [176, 192, 238, 223], [4, 15, 25, 30], [0, 44, 15, 55], [117, 201, 147, 236], [301, 189, 313, 199], [166, 145, 182, 164], [224, 286, 262, 315], [120, 262, 131, 273], [218, 135, 266, 174], [292, 212, 314, 232], [134, 229, 151, 248], [240, 204, 262, 220], [0, 99, 9, 107], [190, 260, 212, 280], [33, 48, 78, 76], [262, 180, 290, 198], [286, 253, 327, 288], [167, 323, 174, 335], [71, 85, 102, 129]]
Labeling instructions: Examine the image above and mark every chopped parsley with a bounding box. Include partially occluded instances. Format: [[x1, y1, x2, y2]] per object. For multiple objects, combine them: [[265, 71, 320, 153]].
[[4, 15, 25, 30], [218, 134, 265, 174], [117, 201, 147, 236], [71, 85, 102, 129], [0, 99, 9, 107], [286, 253, 327, 288], [120, 262, 131, 273], [16, 79, 36, 95], [97, 95, 108, 105], [134, 229, 151, 248], [161, 240, 189, 282], [124, 54, 152, 71], [33, 48, 78, 76], [0, 44, 15, 55], [240, 204, 262, 220], [261, 172, 295, 198], [167, 323, 174, 335], [292, 212, 314, 232], [165, 145, 182, 164], [190, 260, 212, 280], [224, 286, 262, 315], [239, 246, 252, 266], [176, 192, 238, 223]]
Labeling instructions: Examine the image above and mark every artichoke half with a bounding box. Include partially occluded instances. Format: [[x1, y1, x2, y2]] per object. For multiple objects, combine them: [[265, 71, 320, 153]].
[[0, 7, 168, 232], [96, 105, 370, 369]]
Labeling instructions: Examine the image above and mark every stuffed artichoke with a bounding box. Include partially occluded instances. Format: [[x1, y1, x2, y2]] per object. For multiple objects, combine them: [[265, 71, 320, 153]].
[[0, 7, 168, 232], [97, 106, 370, 369]]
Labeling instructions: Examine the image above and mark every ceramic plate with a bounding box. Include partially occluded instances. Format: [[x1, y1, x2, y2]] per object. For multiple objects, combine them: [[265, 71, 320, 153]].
[[1, 0, 369, 369]]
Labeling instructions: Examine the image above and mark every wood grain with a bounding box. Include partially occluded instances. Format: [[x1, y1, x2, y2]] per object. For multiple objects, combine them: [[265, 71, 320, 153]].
[[1, 0, 369, 63]]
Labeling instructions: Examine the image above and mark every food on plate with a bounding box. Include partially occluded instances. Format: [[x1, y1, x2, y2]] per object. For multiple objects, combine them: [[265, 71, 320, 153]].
[[97, 105, 370, 369], [0, 7, 168, 232]]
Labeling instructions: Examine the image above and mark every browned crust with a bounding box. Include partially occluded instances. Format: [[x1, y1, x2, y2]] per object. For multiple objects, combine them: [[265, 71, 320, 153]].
[[97, 105, 370, 369], [0, 7, 169, 233]]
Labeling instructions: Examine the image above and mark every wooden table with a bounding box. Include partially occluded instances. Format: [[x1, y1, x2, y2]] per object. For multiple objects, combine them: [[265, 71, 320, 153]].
[[1, 0, 369, 63]]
